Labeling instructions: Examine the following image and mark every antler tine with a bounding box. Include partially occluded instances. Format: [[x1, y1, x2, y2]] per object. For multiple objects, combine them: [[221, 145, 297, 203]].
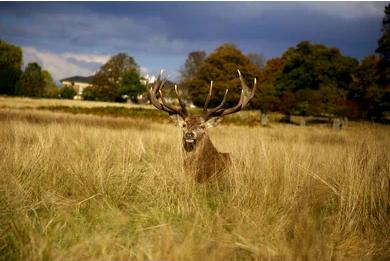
[[159, 85, 187, 117], [217, 89, 245, 117], [148, 70, 187, 117], [202, 69, 257, 120], [158, 89, 177, 113], [238, 69, 257, 104], [213, 89, 229, 111], [148, 73, 165, 111], [202, 89, 229, 120], [202, 80, 230, 120], [174, 85, 188, 116], [203, 81, 213, 112], [218, 70, 257, 116]]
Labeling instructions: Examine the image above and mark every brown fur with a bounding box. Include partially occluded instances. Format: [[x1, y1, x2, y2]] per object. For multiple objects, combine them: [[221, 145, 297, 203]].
[[184, 136, 231, 182], [149, 71, 256, 182], [180, 117, 231, 182]]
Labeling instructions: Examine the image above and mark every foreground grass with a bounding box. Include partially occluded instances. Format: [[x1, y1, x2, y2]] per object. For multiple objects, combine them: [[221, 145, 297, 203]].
[[1, 109, 389, 261]]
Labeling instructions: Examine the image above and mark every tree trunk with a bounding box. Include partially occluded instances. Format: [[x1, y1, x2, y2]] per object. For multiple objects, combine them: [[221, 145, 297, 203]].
[[342, 117, 348, 129], [332, 118, 342, 130]]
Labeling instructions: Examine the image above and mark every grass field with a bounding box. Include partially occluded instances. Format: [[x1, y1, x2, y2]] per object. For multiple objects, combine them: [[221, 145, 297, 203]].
[[0, 96, 150, 109], [1, 97, 389, 261]]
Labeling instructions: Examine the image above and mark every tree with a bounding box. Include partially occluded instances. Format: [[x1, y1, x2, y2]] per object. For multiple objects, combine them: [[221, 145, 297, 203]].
[[375, 3, 390, 118], [16, 63, 45, 97], [92, 53, 139, 101], [252, 58, 284, 125], [179, 51, 206, 82], [179, 51, 206, 100], [316, 85, 357, 119], [120, 69, 145, 103], [376, 3, 390, 62], [188, 43, 261, 108], [42, 70, 59, 98], [247, 52, 265, 69], [0, 40, 22, 95], [59, 86, 76, 99], [82, 87, 96, 101], [276, 41, 358, 119], [352, 55, 389, 120]]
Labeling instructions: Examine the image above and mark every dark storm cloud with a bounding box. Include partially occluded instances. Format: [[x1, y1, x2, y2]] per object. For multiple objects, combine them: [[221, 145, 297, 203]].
[[0, 2, 388, 80], [1, 2, 387, 55]]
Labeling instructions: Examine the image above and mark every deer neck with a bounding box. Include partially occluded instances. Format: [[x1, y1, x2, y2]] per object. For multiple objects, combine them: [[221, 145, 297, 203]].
[[184, 134, 219, 156], [183, 132, 230, 182]]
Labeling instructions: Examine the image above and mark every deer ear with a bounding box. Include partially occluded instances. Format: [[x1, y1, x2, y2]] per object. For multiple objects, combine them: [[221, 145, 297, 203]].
[[169, 114, 186, 127], [205, 116, 223, 128]]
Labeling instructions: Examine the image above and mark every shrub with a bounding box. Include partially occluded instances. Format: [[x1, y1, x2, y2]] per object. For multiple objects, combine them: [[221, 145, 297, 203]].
[[59, 86, 76, 99]]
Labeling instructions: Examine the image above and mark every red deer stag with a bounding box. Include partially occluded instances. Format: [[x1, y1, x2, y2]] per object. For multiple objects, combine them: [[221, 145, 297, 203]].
[[148, 70, 256, 182]]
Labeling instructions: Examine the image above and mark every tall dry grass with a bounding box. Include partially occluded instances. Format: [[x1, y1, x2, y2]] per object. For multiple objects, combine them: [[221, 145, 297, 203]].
[[0, 109, 389, 261]]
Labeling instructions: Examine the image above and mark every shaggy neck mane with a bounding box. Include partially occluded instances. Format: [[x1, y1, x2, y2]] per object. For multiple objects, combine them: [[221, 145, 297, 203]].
[[183, 134, 230, 182]]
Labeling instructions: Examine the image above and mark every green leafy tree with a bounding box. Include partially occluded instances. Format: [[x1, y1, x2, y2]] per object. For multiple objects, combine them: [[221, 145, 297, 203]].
[[92, 53, 139, 101], [16, 63, 45, 97], [82, 86, 96, 101], [188, 43, 261, 108], [374, 3, 390, 118], [352, 55, 389, 120], [276, 41, 358, 118], [59, 86, 76, 99], [42, 70, 59, 98], [376, 3, 390, 62], [120, 69, 145, 103], [316, 85, 358, 118], [0, 40, 22, 95], [254, 58, 284, 112]]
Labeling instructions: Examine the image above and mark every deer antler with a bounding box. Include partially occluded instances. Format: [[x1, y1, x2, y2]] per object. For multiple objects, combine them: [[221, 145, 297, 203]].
[[202, 70, 256, 121], [148, 70, 188, 118]]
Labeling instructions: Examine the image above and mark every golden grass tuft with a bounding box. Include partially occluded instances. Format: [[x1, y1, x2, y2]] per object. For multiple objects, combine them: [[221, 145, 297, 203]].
[[0, 108, 389, 261]]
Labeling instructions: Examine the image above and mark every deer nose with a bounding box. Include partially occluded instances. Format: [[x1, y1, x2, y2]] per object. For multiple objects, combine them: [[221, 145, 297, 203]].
[[185, 132, 195, 140]]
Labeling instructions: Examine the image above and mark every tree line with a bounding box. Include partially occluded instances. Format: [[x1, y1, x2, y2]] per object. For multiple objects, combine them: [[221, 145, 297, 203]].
[[179, 41, 388, 123], [178, 5, 389, 122], [0, 41, 84, 99], [1, 4, 389, 122], [83, 53, 145, 103], [0, 41, 56, 98], [0, 42, 146, 102]]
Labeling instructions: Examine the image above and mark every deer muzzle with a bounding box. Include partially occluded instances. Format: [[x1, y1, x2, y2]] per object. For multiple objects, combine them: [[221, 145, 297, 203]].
[[184, 132, 195, 142], [183, 132, 197, 152]]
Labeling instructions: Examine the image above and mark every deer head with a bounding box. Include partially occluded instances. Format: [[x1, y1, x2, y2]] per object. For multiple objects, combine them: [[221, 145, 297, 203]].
[[148, 70, 256, 152]]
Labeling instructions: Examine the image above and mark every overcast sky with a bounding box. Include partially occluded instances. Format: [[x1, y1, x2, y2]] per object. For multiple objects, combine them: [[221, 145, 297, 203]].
[[0, 1, 388, 81]]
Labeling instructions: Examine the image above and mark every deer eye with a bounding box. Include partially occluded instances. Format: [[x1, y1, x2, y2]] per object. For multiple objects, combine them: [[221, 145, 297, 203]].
[[182, 123, 187, 128]]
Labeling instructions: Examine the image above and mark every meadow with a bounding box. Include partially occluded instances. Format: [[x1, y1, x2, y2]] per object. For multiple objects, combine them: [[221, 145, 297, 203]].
[[0, 97, 389, 261]]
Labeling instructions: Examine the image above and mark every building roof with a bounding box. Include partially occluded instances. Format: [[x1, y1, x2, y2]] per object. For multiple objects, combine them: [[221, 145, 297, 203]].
[[60, 75, 94, 83]]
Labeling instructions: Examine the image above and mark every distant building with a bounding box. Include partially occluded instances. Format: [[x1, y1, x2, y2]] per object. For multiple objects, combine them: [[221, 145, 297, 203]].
[[60, 75, 94, 100]]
